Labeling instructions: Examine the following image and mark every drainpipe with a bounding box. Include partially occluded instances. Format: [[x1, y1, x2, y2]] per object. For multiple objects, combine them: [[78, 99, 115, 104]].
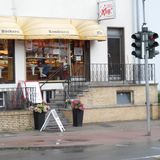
[[11, 0, 16, 16]]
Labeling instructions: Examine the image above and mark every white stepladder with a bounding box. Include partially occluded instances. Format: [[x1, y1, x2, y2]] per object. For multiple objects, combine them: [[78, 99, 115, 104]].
[[40, 109, 65, 132]]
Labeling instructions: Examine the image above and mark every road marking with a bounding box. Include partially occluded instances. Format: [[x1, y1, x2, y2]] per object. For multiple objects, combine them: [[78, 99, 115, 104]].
[[124, 154, 160, 160], [115, 144, 129, 147]]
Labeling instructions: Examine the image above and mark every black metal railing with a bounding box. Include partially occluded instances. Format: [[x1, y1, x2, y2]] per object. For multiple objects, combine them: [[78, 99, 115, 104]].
[[40, 65, 70, 88], [90, 63, 155, 84], [40, 63, 156, 87], [67, 63, 155, 84], [65, 64, 87, 99], [0, 87, 36, 110], [61, 63, 156, 100], [39, 63, 156, 102]]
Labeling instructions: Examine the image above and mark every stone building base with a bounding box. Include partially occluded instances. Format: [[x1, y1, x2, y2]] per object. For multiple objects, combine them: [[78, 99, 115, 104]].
[[0, 110, 34, 132], [62, 105, 159, 124]]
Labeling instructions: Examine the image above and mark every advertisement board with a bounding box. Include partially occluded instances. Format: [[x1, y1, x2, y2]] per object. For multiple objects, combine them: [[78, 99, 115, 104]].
[[98, 0, 116, 20]]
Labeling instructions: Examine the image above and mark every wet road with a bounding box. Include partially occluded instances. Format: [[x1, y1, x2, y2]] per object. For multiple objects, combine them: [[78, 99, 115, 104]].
[[0, 141, 160, 160]]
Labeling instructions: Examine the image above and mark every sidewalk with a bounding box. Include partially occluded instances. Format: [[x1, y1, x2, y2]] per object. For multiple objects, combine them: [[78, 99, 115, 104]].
[[0, 120, 160, 149]]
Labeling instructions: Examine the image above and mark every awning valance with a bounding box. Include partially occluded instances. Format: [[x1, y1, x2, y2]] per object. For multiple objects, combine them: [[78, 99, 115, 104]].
[[0, 16, 24, 39], [17, 17, 79, 40], [72, 20, 106, 41], [0, 16, 106, 41]]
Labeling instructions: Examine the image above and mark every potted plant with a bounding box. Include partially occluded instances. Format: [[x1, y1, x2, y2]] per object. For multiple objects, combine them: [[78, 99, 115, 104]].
[[65, 99, 84, 127], [29, 102, 50, 130]]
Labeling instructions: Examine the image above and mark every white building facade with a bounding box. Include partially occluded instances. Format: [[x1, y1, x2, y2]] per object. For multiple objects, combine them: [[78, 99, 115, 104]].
[[0, 0, 135, 84], [0, 0, 157, 107]]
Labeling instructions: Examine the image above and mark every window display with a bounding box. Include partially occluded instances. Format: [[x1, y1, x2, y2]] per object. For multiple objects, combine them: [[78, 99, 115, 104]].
[[25, 40, 69, 80], [25, 39, 87, 81], [0, 40, 14, 83]]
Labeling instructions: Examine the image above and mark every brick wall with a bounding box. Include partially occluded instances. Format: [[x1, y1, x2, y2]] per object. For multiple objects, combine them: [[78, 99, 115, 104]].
[[79, 84, 158, 108], [62, 84, 159, 123], [0, 110, 34, 132], [62, 105, 159, 123]]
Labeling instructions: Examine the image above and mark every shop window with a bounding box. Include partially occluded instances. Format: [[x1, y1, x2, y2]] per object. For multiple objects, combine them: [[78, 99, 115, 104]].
[[0, 40, 15, 83], [0, 92, 5, 108], [25, 40, 70, 81], [117, 91, 133, 105], [25, 40, 86, 81]]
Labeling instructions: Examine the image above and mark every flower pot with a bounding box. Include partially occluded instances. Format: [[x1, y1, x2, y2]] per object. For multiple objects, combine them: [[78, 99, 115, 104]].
[[33, 112, 46, 130], [72, 109, 84, 127]]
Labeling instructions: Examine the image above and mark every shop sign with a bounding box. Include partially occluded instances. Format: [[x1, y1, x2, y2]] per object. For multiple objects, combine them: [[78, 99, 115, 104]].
[[48, 30, 69, 34], [0, 29, 20, 34], [98, 0, 116, 21], [74, 47, 83, 56]]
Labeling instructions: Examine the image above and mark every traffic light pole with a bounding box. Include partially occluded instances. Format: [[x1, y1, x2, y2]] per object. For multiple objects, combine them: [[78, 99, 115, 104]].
[[142, 26, 151, 136], [142, 0, 151, 136], [132, 0, 159, 136]]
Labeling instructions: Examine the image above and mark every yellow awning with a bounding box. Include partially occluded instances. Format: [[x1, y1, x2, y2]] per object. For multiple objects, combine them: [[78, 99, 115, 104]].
[[72, 20, 106, 41], [0, 16, 106, 41], [17, 17, 79, 40], [0, 16, 24, 39]]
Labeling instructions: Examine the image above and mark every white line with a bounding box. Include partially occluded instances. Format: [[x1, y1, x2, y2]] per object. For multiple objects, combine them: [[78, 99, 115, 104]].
[[153, 155, 160, 158], [124, 154, 160, 160], [115, 144, 129, 147]]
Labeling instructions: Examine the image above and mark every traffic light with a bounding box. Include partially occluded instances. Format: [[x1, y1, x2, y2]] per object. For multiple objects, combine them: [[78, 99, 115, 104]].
[[131, 32, 142, 59], [148, 31, 159, 59]]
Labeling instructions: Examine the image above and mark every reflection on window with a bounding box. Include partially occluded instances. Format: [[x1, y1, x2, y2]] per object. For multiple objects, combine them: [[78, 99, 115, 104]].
[[0, 40, 14, 83]]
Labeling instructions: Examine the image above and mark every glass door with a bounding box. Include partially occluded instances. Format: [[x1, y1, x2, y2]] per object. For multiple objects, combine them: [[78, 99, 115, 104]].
[[70, 41, 85, 79]]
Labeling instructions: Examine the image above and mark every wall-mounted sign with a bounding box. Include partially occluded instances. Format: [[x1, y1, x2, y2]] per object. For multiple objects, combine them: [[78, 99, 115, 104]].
[[76, 56, 81, 61], [74, 47, 83, 56], [98, 0, 116, 21]]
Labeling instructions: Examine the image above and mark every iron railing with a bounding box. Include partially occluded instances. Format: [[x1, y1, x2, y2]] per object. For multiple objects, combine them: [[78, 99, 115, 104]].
[[40, 65, 70, 88], [0, 87, 36, 110], [38, 63, 156, 101], [39, 63, 156, 85], [90, 63, 155, 84]]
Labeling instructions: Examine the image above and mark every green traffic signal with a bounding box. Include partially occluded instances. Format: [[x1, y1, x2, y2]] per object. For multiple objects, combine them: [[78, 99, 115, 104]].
[[148, 31, 159, 59], [131, 32, 142, 59]]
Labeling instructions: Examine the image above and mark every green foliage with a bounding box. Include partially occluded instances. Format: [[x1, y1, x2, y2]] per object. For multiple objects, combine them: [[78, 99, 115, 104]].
[[158, 92, 160, 106]]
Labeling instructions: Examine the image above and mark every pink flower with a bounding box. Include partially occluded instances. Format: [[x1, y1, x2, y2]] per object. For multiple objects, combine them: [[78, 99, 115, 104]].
[[71, 99, 85, 111], [28, 103, 50, 113]]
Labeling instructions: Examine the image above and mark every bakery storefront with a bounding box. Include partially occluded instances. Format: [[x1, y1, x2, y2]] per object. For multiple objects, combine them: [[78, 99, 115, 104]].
[[0, 16, 106, 84], [25, 39, 89, 81], [0, 16, 24, 83]]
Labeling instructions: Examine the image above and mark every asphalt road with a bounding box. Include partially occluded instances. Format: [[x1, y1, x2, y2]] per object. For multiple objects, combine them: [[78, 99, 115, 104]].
[[0, 141, 160, 160]]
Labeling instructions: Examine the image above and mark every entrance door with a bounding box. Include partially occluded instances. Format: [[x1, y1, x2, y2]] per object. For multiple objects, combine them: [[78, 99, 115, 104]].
[[70, 41, 90, 80], [107, 28, 125, 81]]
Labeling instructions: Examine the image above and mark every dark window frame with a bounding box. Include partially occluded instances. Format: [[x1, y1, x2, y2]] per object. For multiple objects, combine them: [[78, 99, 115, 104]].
[[0, 39, 15, 83], [116, 90, 134, 105]]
